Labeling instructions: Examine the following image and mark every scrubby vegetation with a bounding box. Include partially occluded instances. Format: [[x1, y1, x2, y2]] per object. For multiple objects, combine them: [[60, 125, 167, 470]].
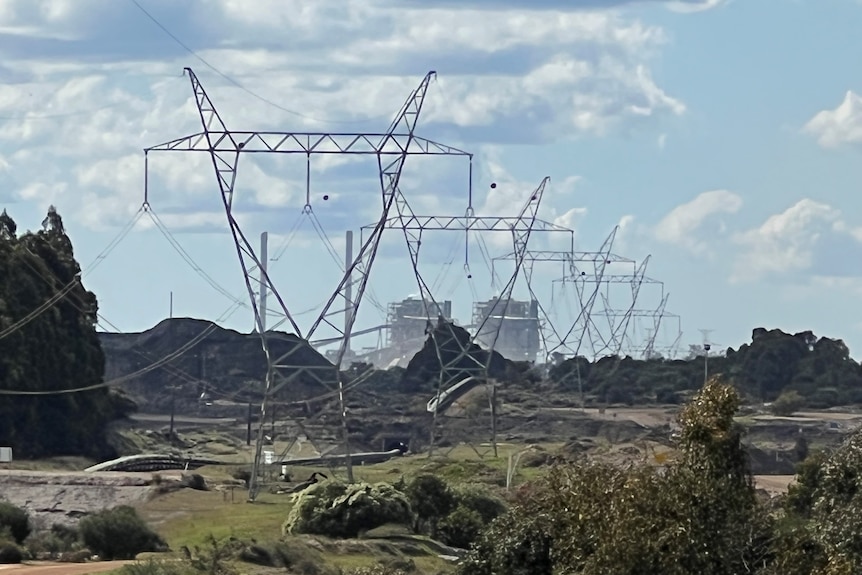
[[284, 480, 413, 538], [0, 502, 166, 564], [448, 377, 862, 574], [78, 505, 167, 559], [548, 327, 862, 408], [0, 501, 30, 544]]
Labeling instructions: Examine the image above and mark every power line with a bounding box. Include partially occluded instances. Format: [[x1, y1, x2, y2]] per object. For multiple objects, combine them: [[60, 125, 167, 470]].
[[128, 0, 386, 126]]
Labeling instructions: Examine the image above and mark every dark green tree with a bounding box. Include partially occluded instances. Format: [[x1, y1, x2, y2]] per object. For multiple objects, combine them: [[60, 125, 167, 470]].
[[0, 207, 133, 458]]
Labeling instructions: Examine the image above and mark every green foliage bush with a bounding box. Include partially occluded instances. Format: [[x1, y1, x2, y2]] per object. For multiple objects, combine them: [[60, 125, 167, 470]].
[[283, 480, 412, 538], [0, 542, 23, 564], [459, 378, 772, 575], [78, 505, 167, 560], [435, 485, 507, 549], [404, 474, 454, 535], [770, 390, 806, 416], [452, 486, 507, 524], [0, 502, 30, 544], [438, 506, 485, 549], [24, 523, 80, 559]]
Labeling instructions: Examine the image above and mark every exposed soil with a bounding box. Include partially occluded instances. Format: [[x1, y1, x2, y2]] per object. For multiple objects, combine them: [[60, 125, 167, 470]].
[[0, 470, 171, 529]]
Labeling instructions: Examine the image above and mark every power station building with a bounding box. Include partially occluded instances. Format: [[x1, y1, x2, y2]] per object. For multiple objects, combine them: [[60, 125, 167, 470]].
[[472, 298, 541, 363], [386, 296, 453, 349]]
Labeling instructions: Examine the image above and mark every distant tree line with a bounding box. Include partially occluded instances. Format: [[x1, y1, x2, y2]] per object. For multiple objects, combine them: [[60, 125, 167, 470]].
[[0, 207, 133, 459], [548, 327, 862, 408]]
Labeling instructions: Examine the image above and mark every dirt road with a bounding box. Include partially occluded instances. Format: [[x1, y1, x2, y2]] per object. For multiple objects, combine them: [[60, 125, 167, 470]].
[[0, 562, 131, 574]]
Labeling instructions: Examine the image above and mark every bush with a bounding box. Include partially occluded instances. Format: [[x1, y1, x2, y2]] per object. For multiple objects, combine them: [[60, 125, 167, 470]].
[[284, 480, 412, 538], [78, 506, 167, 560], [452, 486, 507, 524], [0, 502, 30, 544], [180, 473, 208, 491], [0, 542, 23, 564], [770, 390, 805, 416], [24, 524, 80, 559], [405, 475, 455, 535], [439, 506, 485, 549]]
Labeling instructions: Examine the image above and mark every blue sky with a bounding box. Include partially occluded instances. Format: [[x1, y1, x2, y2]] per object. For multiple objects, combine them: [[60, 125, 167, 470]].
[[1, 0, 861, 360]]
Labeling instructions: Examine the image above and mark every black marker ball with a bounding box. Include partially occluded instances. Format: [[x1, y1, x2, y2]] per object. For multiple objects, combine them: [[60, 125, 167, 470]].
[[322, 194, 329, 201], [490, 182, 497, 189]]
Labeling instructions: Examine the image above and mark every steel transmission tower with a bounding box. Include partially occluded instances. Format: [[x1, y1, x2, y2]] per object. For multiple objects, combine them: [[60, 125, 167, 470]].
[[143, 68, 471, 500], [492, 226, 624, 361], [362, 178, 561, 455]]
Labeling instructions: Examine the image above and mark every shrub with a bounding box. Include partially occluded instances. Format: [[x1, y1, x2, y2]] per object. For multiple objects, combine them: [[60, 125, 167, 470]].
[[180, 473, 208, 491], [770, 390, 805, 417], [78, 506, 167, 560], [24, 524, 80, 559], [0, 542, 23, 564], [284, 480, 412, 538], [230, 468, 251, 487], [452, 486, 507, 524], [405, 475, 454, 535], [0, 502, 30, 544], [438, 506, 485, 549]]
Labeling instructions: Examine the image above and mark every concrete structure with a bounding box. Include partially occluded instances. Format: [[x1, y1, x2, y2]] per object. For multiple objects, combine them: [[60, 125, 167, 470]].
[[386, 296, 452, 349], [472, 298, 540, 362]]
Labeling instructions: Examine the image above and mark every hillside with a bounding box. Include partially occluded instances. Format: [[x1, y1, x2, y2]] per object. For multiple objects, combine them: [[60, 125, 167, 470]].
[[100, 318, 334, 413]]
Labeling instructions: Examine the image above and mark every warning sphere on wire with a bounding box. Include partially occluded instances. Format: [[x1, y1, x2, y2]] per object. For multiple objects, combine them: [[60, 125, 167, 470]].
[[490, 182, 497, 189], [322, 194, 330, 201]]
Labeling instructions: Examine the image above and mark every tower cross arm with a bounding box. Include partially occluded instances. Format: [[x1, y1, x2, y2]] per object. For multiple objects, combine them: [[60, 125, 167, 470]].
[[493, 250, 638, 263], [144, 131, 472, 156], [361, 215, 573, 233]]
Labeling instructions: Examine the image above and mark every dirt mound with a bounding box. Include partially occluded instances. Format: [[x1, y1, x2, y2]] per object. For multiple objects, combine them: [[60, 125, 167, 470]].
[[100, 318, 333, 412], [402, 319, 509, 391]]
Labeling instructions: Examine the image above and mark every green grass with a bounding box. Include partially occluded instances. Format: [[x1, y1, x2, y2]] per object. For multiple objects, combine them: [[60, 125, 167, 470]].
[[135, 445, 563, 575], [140, 489, 291, 547]]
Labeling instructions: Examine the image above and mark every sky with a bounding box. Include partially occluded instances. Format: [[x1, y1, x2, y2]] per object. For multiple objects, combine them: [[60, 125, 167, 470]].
[[1, 0, 861, 361]]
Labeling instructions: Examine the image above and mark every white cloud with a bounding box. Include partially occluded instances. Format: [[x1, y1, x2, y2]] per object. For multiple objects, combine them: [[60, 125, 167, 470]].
[[730, 199, 860, 283], [0, 0, 685, 244], [653, 190, 743, 254], [804, 91, 862, 148], [666, 0, 729, 13]]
